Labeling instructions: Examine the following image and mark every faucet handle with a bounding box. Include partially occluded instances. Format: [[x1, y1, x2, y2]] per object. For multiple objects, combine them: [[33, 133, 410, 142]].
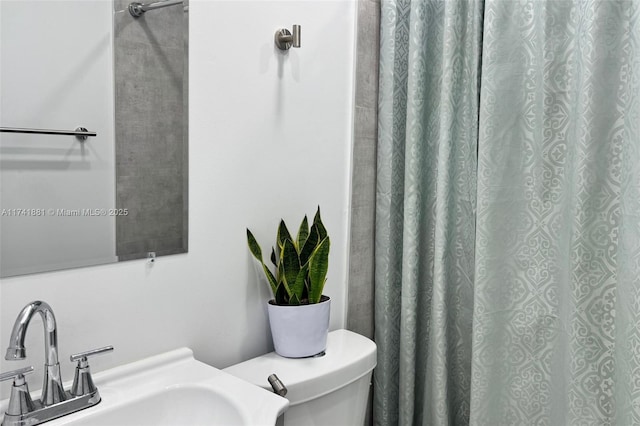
[[70, 346, 113, 397], [0, 365, 33, 383], [0, 366, 35, 416], [70, 345, 114, 365]]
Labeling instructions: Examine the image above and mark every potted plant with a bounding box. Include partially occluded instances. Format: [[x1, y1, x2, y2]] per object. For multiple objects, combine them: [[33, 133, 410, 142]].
[[246, 207, 331, 358]]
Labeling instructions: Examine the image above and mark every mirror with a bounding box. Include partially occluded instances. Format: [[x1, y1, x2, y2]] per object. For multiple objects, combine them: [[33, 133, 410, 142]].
[[0, 0, 189, 277]]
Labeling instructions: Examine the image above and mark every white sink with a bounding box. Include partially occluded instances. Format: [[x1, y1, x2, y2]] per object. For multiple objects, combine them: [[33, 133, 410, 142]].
[[71, 385, 247, 426], [1, 348, 288, 426]]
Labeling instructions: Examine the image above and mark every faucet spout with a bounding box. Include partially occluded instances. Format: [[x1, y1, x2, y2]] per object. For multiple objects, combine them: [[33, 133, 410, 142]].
[[5, 301, 66, 405]]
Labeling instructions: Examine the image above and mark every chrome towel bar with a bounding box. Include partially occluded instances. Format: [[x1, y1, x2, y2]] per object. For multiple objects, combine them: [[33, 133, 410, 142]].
[[0, 127, 97, 141], [128, 0, 183, 18]]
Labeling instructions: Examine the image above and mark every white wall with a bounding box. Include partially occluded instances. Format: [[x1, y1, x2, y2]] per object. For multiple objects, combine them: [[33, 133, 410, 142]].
[[0, 0, 356, 398], [0, 0, 117, 276]]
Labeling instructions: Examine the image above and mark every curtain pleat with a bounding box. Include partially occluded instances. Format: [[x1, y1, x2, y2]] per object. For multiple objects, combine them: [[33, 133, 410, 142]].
[[375, 1, 483, 425]]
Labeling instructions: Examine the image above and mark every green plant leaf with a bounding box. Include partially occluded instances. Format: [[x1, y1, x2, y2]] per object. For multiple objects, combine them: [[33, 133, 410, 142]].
[[289, 293, 301, 306], [299, 224, 320, 266], [277, 249, 292, 297], [290, 263, 308, 302], [281, 239, 301, 290], [313, 206, 328, 241], [308, 236, 330, 303], [277, 220, 293, 250], [261, 263, 278, 296], [247, 229, 278, 296], [275, 281, 288, 304], [302, 278, 309, 300], [296, 215, 309, 252], [270, 247, 277, 267], [246, 229, 263, 261]]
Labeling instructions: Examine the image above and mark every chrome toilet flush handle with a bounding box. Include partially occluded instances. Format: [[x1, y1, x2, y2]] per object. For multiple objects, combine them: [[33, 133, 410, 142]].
[[268, 373, 287, 397]]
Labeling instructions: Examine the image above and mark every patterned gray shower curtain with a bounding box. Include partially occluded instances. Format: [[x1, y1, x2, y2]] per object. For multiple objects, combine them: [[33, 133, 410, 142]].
[[374, 1, 640, 425]]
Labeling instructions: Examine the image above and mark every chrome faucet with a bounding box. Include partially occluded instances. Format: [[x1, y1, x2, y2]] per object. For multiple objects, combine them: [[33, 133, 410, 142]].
[[1, 301, 113, 426], [5, 301, 66, 406]]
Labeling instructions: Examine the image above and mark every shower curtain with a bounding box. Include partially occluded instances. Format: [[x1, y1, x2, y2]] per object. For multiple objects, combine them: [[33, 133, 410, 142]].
[[374, 1, 640, 425]]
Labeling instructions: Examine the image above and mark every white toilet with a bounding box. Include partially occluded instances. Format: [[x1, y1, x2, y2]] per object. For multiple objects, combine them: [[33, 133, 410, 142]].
[[224, 329, 377, 426]]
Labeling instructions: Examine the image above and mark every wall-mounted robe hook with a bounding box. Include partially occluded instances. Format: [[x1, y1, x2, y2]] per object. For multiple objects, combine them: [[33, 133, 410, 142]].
[[275, 25, 301, 50]]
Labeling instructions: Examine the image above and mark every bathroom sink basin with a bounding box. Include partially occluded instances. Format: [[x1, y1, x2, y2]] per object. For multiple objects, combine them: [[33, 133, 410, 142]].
[[1, 348, 288, 426], [60, 386, 246, 426]]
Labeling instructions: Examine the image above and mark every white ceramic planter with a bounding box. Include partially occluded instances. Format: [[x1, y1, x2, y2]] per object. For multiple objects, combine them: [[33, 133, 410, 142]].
[[267, 296, 330, 358]]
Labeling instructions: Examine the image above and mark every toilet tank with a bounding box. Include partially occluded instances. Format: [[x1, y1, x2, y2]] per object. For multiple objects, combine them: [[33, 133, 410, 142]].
[[224, 329, 377, 426]]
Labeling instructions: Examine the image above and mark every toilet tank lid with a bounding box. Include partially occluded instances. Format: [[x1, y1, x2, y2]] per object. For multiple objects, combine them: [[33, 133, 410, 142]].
[[223, 329, 377, 405]]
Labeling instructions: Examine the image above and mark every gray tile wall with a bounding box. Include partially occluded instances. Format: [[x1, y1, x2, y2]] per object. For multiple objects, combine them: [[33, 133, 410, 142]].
[[349, 4, 380, 423], [348, 0, 379, 341], [113, 2, 188, 260]]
